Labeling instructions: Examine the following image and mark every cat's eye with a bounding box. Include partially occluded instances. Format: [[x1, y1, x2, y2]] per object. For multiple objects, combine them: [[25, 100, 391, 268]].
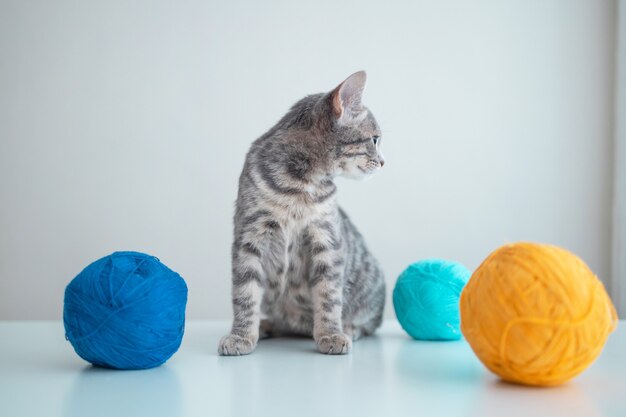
[[372, 136, 380, 145]]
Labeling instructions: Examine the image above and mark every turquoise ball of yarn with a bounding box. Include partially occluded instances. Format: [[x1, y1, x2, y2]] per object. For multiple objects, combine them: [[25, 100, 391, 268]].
[[393, 259, 470, 341], [63, 251, 188, 370]]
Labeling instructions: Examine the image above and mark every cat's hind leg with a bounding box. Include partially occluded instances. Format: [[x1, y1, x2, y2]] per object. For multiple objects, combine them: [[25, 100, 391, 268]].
[[343, 282, 385, 341], [259, 319, 276, 339], [343, 324, 363, 341]]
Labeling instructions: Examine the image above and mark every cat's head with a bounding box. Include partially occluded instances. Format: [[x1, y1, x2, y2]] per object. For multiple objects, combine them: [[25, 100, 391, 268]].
[[277, 71, 384, 183], [272, 71, 385, 184], [326, 71, 384, 179]]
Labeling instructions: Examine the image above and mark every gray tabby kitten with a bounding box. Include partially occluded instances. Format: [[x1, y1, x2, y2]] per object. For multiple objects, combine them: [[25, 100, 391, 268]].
[[218, 71, 385, 356]]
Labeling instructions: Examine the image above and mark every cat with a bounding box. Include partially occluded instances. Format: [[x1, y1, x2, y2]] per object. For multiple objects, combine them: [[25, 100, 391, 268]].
[[218, 71, 386, 355]]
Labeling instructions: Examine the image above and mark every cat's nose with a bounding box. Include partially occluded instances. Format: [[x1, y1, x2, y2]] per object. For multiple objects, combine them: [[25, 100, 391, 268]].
[[379, 159, 385, 167]]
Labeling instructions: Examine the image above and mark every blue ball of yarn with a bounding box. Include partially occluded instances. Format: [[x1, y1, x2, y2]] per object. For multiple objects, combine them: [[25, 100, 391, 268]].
[[393, 259, 470, 341], [63, 251, 188, 370]]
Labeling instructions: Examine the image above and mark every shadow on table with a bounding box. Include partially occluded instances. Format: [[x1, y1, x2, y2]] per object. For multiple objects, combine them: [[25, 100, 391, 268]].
[[220, 333, 385, 417], [467, 379, 603, 417], [393, 337, 482, 386], [393, 338, 603, 417], [62, 365, 183, 417]]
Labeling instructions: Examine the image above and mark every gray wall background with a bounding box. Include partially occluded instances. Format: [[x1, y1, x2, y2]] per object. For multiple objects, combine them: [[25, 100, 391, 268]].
[[0, 0, 617, 320]]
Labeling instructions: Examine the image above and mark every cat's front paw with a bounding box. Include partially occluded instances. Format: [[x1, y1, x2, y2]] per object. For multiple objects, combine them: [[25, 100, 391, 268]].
[[315, 333, 352, 355], [218, 334, 257, 356]]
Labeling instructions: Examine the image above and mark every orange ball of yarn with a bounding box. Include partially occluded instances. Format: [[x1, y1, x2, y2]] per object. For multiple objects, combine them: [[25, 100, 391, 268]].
[[460, 242, 617, 386]]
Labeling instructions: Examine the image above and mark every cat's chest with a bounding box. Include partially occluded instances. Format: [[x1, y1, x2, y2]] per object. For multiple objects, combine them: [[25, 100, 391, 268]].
[[271, 203, 327, 255], [263, 201, 336, 283], [270, 196, 340, 267], [276, 216, 310, 278], [261, 215, 314, 316]]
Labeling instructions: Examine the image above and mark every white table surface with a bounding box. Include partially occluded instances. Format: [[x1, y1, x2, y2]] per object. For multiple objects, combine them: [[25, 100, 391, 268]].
[[0, 320, 624, 417]]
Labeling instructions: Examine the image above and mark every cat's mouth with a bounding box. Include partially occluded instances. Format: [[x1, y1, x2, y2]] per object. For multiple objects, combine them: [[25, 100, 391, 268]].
[[358, 160, 383, 174]]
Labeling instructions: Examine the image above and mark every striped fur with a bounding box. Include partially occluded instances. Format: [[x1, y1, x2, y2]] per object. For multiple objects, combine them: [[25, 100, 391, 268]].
[[218, 71, 385, 355]]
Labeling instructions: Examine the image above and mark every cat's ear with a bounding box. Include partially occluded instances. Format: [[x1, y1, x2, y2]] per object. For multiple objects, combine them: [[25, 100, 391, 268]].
[[330, 71, 367, 123]]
